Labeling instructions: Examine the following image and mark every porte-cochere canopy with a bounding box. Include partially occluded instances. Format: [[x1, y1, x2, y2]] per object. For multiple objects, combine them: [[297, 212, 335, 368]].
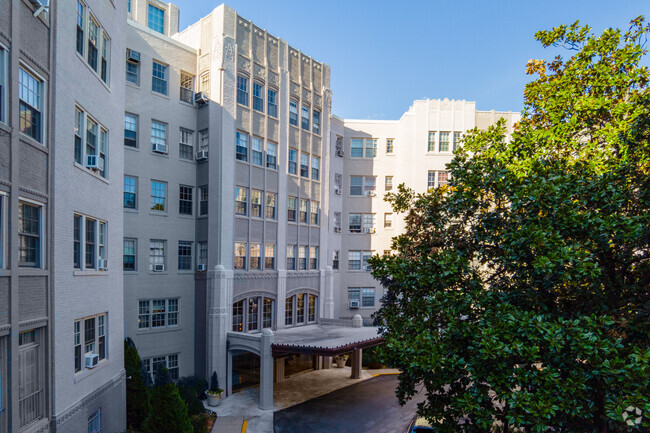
[[271, 324, 383, 357]]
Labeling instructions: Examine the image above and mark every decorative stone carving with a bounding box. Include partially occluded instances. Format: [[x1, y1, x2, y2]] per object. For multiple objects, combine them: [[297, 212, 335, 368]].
[[254, 63, 266, 80], [290, 81, 300, 97], [223, 38, 235, 66], [441, 98, 451, 110], [314, 94, 322, 107], [324, 89, 332, 111], [268, 72, 279, 86], [199, 54, 210, 73], [238, 55, 251, 73], [302, 88, 312, 102]]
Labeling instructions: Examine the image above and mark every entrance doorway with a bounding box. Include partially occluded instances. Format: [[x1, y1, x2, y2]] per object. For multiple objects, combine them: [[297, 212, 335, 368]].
[[283, 354, 315, 378], [231, 350, 260, 392]]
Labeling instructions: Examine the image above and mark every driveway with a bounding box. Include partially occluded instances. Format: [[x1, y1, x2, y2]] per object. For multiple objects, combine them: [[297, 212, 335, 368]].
[[274, 374, 423, 433]]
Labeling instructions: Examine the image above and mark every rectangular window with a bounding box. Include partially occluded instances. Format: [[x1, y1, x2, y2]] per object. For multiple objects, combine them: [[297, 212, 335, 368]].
[[364, 176, 376, 192], [265, 193, 277, 219], [100, 33, 110, 83], [251, 189, 262, 218], [248, 298, 259, 331], [296, 294, 305, 323], [151, 120, 167, 153], [18, 329, 44, 426], [199, 129, 209, 150], [312, 110, 321, 134], [309, 246, 318, 270], [251, 137, 263, 166], [365, 139, 377, 158], [264, 244, 275, 270], [123, 238, 136, 271], [453, 132, 461, 151], [334, 211, 341, 232], [197, 242, 207, 267], [124, 114, 137, 147], [126, 60, 139, 85], [350, 139, 363, 158], [439, 132, 450, 152], [263, 298, 274, 328], [139, 300, 179, 330], [19, 67, 42, 142], [288, 148, 298, 175], [348, 288, 360, 305], [428, 171, 450, 188], [74, 321, 82, 372], [310, 201, 319, 225], [236, 131, 248, 161], [363, 214, 376, 232], [152, 61, 168, 95], [234, 242, 246, 270], [252, 82, 264, 112], [386, 138, 394, 154], [287, 196, 297, 222], [200, 73, 209, 95], [362, 288, 375, 307], [333, 251, 339, 270], [151, 181, 166, 211], [88, 409, 101, 433], [178, 241, 192, 270], [438, 171, 449, 186], [0, 48, 4, 124], [308, 295, 317, 322], [301, 106, 310, 130], [362, 251, 373, 270], [237, 75, 249, 106], [76, 1, 85, 55], [148, 4, 165, 34], [199, 186, 208, 216], [300, 153, 309, 178], [285, 297, 293, 325], [179, 129, 193, 160], [179, 185, 193, 215], [75, 109, 84, 163], [299, 199, 308, 224], [266, 142, 277, 169], [286, 245, 296, 270], [289, 100, 298, 126], [311, 156, 320, 180], [180, 72, 194, 104], [149, 240, 165, 271], [86, 118, 98, 158], [348, 251, 361, 270], [88, 16, 99, 71], [98, 222, 106, 264], [235, 187, 248, 216], [428, 131, 436, 152], [298, 246, 307, 270], [385, 176, 393, 191], [384, 213, 393, 228], [233, 300, 244, 332], [250, 243, 261, 270], [350, 176, 363, 196], [98, 314, 106, 360], [349, 213, 362, 233], [124, 176, 137, 209], [74, 215, 82, 268], [19, 202, 41, 267], [335, 136, 343, 156], [267, 88, 278, 118]]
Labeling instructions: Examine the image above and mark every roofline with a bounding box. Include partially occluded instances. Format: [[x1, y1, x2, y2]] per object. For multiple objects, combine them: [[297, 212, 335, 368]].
[[272, 336, 384, 357]]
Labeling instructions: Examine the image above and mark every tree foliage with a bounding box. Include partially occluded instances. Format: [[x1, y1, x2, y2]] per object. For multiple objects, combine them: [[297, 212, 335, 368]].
[[370, 17, 650, 432], [124, 338, 150, 431], [143, 367, 193, 433]]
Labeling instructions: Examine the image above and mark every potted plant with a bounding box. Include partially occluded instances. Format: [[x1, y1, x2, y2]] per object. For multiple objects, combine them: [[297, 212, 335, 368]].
[[334, 354, 348, 368], [206, 371, 223, 407]]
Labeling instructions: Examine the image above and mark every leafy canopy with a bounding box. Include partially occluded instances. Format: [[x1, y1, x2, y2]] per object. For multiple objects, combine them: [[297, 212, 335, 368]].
[[371, 17, 649, 433]]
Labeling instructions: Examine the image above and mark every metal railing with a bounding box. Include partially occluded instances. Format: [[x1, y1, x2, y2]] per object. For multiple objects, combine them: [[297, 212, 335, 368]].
[[19, 389, 43, 427]]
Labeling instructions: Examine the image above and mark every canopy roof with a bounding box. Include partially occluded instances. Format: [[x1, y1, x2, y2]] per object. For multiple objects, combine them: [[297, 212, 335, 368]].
[[271, 324, 383, 356]]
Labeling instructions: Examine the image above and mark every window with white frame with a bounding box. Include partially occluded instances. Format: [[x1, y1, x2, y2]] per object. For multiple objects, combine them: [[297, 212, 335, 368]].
[[301, 105, 310, 130], [0, 46, 6, 124], [237, 75, 249, 106], [266, 142, 277, 169], [149, 240, 166, 271], [384, 213, 393, 228], [386, 138, 394, 154], [427, 170, 450, 189], [236, 131, 248, 161], [350, 176, 376, 196], [264, 244, 275, 270], [335, 136, 343, 156], [123, 238, 136, 271], [285, 297, 293, 325], [200, 73, 209, 95], [235, 187, 247, 216], [265, 192, 277, 219], [267, 88, 278, 118], [87, 15, 99, 71], [349, 213, 361, 233], [350, 138, 376, 158], [126, 58, 139, 85], [151, 181, 166, 211], [151, 120, 167, 153], [428, 131, 436, 152], [180, 72, 194, 104], [74, 313, 107, 373], [19, 67, 43, 143], [298, 246, 307, 270], [144, 354, 179, 381], [251, 137, 263, 165], [300, 153, 309, 178], [250, 243, 261, 270], [363, 214, 376, 233], [199, 186, 208, 216], [252, 82, 264, 112], [197, 242, 207, 267], [178, 241, 192, 270], [101, 33, 110, 83], [311, 156, 320, 180], [299, 199, 308, 223], [178, 185, 193, 215], [286, 245, 296, 270], [88, 408, 101, 433], [124, 113, 137, 148], [76, 1, 85, 55], [288, 148, 298, 174], [453, 132, 461, 151], [18, 329, 44, 427], [287, 196, 297, 222], [385, 176, 393, 191], [179, 129, 193, 160], [19, 201, 42, 267], [333, 250, 339, 270], [312, 109, 321, 134], [73, 214, 107, 270], [309, 246, 319, 270], [147, 4, 165, 34], [233, 297, 275, 332], [334, 212, 341, 232], [138, 299, 179, 330], [439, 131, 450, 152], [348, 288, 375, 307], [199, 129, 209, 151], [289, 99, 298, 126], [124, 175, 137, 209], [234, 242, 246, 269], [152, 61, 168, 95], [308, 295, 317, 322], [348, 251, 373, 270], [310, 201, 319, 225], [251, 189, 262, 218]]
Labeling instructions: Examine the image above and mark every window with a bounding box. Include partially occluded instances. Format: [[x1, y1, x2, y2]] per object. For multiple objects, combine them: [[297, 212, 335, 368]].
[[0, 47, 6, 124], [265, 193, 277, 219], [151, 181, 166, 211], [289, 100, 298, 126], [333, 251, 339, 270], [350, 138, 377, 158], [88, 409, 101, 433], [428, 131, 436, 152], [350, 176, 376, 196], [365, 139, 377, 158], [76, 1, 85, 55], [308, 295, 317, 322], [179, 129, 193, 160], [123, 239, 136, 271], [19, 202, 41, 267], [300, 153, 309, 178], [288, 148, 298, 175], [199, 186, 208, 216], [127, 0, 131, 12], [348, 288, 360, 306], [197, 242, 207, 267], [385, 176, 393, 191], [251, 189, 262, 218], [237, 75, 249, 106], [310, 201, 319, 225], [286, 245, 296, 270], [263, 298, 274, 328], [362, 288, 375, 307], [180, 72, 194, 104], [386, 138, 394, 154], [365, 176, 376, 192], [124, 114, 137, 147], [298, 246, 307, 270], [248, 298, 259, 331], [18, 329, 44, 426], [148, 4, 165, 34], [335, 136, 343, 157], [199, 129, 209, 150], [312, 110, 321, 134], [144, 353, 179, 381], [74, 215, 82, 269], [234, 242, 246, 269], [251, 137, 263, 165], [98, 222, 107, 265], [309, 246, 318, 270], [151, 121, 167, 153], [285, 297, 293, 325], [235, 187, 248, 216], [349, 213, 362, 233], [85, 218, 96, 268], [126, 59, 139, 85], [88, 16, 99, 71], [100, 33, 110, 83], [19, 67, 43, 142], [152, 61, 168, 95], [301, 106, 310, 130], [363, 214, 376, 233], [438, 171, 449, 186], [178, 241, 192, 270], [149, 240, 166, 271], [233, 300, 244, 331], [287, 196, 297, 222], [453, 132, 461, 151], [311, 156, 320, 180], [138, 299, 179, 330], [439, 132, 450, 152], [124, 176, 137, 209], [351, 139, 363, 158], [384, 213, 393, 228], [348, 251, 372, 270], [200, 73, 210, 95], [86, 117, 98, 163], [267, 88, 278, 117], [252, 82, 264, 112], [264, 244, 275, 270], [236, 131, 248, 161], [299, 199, 308, 224], [334, 212, 341, 232], [428, 171, 450, 189], [250, 243, 261, 270], [266, 142, 277, 169], [74, 313, 107, 373], [296, 294, 305, 323], [179, 185, 193, 215], [334, 173, 342, 193]]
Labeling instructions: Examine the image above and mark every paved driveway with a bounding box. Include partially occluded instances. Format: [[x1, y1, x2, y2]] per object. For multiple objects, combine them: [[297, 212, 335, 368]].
[[274, 375, 423, 433]]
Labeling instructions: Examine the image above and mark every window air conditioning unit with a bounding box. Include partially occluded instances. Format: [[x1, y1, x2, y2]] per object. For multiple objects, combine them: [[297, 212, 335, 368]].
[[365, 191, 376, 197], [85, 353, 99, 369], [334, 187, 342, 195], [86, 154, 104, 171], [98, 259, 108, 270], [196, 150, 208, 161], [153, 264, 165, 272], [349, 300, 360, 309], [333, 227, 341, 233], [197, 264, 206, 271], [126, 48, 141, 63], [30, 0, 49, 17], [336, 149, 344, 158], [194, 92, 209, 105], [152, 143, 168, 154], [363, 227, 376, 234]]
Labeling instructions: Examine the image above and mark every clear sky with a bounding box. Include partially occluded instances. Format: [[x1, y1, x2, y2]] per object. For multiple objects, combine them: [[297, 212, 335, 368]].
[[172, 0, 649, 119]]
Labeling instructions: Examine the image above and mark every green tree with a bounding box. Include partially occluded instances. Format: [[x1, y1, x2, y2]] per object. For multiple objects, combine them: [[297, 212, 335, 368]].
[[143, 367, 193, 433], [370, 17, 650, 432], [124, 338, 150, 431]]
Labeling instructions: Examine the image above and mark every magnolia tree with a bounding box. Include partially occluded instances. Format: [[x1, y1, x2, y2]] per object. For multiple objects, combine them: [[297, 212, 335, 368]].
[[370, 17, 649, 432]]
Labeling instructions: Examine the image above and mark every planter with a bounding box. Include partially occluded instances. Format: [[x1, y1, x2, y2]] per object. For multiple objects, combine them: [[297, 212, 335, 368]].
[[335, 358, 347, 368], [207, 393, 222, 407]]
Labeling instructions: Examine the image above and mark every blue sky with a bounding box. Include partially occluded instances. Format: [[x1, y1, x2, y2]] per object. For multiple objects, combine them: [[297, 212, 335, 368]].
[[173, 1, 649, 119]]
